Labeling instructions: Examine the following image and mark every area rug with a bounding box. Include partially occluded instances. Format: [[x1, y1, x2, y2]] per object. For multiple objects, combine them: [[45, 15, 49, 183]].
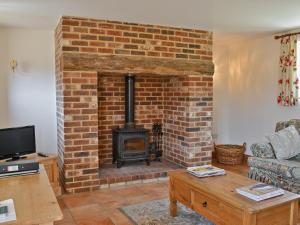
[[120, 198, 214, 225]]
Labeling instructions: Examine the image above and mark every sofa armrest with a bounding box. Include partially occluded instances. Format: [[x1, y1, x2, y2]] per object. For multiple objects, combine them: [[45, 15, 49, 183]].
[[250, 142, 275, 159], [248, 156, 300, 180]]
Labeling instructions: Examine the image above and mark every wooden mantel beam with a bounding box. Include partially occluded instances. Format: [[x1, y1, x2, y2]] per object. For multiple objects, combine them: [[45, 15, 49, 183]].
[[62, 53, 214, 76]]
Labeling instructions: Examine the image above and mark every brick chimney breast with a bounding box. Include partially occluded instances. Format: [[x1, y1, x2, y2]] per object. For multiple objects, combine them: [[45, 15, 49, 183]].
[[55, 16, 214, 193]]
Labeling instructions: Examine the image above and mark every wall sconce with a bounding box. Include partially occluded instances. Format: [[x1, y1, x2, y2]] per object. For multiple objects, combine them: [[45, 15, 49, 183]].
[[10, 59, 18, 72]]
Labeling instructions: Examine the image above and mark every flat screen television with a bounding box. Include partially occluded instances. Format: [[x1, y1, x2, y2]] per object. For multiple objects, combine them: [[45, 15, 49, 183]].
[[0, 126, 36, 161]]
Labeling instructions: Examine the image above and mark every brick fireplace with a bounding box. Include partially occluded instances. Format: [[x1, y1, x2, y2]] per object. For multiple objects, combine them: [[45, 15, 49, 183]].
[[55, 16, 214, 193]]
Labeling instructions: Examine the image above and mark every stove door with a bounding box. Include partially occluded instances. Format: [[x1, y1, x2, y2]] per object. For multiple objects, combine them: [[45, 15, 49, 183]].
[[120, 133, 148, 159], [124, 137, 145, 152]]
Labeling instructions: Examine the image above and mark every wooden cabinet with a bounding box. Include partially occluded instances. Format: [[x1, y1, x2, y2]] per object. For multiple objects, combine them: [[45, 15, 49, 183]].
[[0, 153, 61, 195], [27, 153, 61, 195]]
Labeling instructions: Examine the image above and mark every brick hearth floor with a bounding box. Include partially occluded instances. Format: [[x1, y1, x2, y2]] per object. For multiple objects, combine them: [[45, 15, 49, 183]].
[[54, 161, 300, 225], [99, 159, 181, 188]]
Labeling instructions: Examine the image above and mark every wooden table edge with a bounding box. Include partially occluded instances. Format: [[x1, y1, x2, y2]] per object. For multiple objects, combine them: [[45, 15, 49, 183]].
[[0, 165, 63, 225]]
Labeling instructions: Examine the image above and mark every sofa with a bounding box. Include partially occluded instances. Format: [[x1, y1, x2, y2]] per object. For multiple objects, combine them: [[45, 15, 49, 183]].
[[248, 119, 300, 194]]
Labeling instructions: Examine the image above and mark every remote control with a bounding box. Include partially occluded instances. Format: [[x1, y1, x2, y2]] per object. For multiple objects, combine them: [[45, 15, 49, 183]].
[[37, 152, 48, 157]]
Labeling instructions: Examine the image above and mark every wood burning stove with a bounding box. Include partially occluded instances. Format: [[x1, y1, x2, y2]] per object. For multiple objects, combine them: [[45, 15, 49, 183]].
[[112, 75, 150, 168]]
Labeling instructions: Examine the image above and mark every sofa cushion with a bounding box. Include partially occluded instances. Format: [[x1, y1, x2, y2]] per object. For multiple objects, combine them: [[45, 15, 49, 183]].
[[266, 125, 300, 159], [289, 154, 300, 162], [276, 119, 300, 134], [250, 142, 275, 159], [248, 157, 300, 180]]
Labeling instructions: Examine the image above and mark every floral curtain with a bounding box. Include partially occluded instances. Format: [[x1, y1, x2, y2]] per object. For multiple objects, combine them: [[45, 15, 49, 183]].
[[277, 35, 298, 106]]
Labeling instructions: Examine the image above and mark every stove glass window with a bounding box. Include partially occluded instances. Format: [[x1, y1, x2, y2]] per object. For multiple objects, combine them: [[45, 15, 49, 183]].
[[124, 138, 145, 151]]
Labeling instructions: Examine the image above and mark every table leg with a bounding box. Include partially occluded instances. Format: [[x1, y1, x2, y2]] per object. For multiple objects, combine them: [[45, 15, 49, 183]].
[[170, 199, 177, 217], [169, 177, 177, 217], [290, 200, 298, 225], [243, 211, 256, 225]]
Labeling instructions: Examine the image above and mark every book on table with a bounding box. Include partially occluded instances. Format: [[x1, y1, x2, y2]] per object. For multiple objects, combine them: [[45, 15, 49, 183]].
[[236, 183, 284, 201], [187, 165, 225, 178]]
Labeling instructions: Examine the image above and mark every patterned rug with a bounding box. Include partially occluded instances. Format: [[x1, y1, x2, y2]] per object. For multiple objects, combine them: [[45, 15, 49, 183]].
[[120, 198, 214, 225]]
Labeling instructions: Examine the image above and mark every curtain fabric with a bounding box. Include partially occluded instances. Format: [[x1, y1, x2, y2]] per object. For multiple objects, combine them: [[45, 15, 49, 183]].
[[277, 35, 298, 106]]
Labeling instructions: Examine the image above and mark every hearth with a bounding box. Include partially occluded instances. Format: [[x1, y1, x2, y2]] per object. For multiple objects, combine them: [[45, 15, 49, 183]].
[[112, 75, 150, 168]]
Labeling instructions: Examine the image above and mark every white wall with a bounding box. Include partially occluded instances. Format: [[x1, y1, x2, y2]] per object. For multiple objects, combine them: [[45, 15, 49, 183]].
[[213, 35, 300, 154], [0, 29, 10, 127], [0, 28, 57, 154]]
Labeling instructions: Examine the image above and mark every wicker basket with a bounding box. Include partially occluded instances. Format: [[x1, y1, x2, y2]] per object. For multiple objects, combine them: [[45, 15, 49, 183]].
[[214, 143, 246, 165]]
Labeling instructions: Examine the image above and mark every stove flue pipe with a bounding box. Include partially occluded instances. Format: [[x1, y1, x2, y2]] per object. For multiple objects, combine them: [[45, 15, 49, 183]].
[[125, 74, 135, 128]]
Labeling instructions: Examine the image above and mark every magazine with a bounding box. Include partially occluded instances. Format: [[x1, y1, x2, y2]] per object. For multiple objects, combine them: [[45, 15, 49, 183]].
[[0, 199, 16, 223], [187, 165, 225, 178], [236, 183, 284, 201]]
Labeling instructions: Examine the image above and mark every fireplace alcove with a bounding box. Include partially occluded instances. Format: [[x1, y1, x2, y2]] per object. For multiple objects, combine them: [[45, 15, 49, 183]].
[[58, 52, 214, 192], [97, 72, 213, 188]]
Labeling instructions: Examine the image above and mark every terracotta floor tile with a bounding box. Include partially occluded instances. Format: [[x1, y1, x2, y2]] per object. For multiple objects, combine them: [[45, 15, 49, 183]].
[[109, 209, 134, 225], [113, 186, 145, 197], [62, 194, 96, 209], [54, 208, 75, 225], [55, 222, 76, 225], [69, 203, 110, 224], [76, 217, 114, 225], [100, 200, 129, 210], [57, 197, 69, 211], [124, 194, 160, 206], [93, 192, 125, 206], [63, 190, 119, 209]]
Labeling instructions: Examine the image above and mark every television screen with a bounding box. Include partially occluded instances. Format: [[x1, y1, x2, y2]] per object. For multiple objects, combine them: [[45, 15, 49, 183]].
[[0, 126, 36, 160]]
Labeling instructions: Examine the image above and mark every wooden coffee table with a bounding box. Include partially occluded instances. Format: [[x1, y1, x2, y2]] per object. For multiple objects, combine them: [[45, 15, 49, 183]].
[[169, 170, 300, 225]]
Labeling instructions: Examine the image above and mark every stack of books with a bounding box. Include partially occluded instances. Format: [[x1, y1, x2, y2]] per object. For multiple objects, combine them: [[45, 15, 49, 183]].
[[236, 183, 284, 201], [187, 165, 226, 178]]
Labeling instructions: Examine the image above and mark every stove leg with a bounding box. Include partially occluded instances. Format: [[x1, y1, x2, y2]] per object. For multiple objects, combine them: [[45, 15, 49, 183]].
[[117, 161, 123, 168], [146, 159, 150, 166]]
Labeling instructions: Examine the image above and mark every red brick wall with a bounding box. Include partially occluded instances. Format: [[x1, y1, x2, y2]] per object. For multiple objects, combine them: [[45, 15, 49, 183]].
[[60, 16, 212, 60], [55, 15, 213, 193], [163, 76, 213, 167], [62, 71, 99, 192]]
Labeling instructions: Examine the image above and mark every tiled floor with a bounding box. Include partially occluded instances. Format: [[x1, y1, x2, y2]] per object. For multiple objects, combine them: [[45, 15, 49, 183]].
[[55, 161, 300, 225], [55, 161, 248, 225], [99, 160, 181, 187], [56, 181, 169, 225]]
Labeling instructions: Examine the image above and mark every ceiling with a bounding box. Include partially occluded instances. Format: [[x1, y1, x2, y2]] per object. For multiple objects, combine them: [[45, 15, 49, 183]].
[[1, 0, 300, 34]]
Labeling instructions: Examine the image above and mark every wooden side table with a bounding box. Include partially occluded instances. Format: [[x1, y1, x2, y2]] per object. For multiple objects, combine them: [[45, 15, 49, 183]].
[[26, 153, 61, 195]]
